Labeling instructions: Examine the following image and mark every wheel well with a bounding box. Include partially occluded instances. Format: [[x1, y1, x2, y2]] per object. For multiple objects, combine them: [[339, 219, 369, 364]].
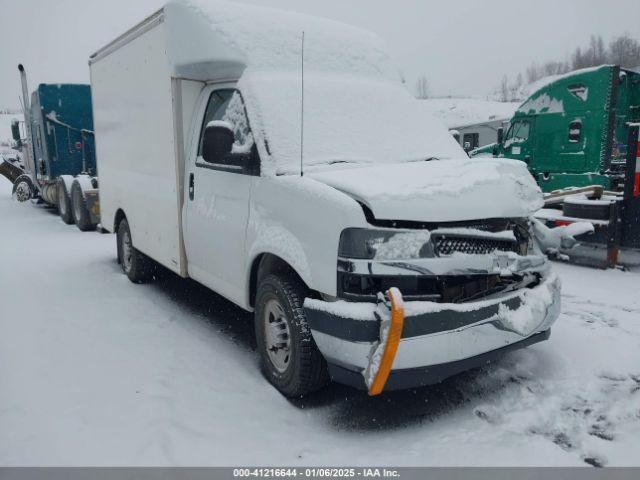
[[249, 253, 311, 308], [113, 209, 127, 233]]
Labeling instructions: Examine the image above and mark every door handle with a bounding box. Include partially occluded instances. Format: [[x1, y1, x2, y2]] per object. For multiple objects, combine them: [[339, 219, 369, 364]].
[[189, 173, 194, 200]]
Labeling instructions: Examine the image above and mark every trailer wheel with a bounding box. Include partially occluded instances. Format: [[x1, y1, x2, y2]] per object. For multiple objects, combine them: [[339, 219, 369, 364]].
[[255, 274, 328, 397], [12, 174, 34, 203], [57, 178, 74, 225], [116, 218, 154, 283], [70, 180, 97, 231]]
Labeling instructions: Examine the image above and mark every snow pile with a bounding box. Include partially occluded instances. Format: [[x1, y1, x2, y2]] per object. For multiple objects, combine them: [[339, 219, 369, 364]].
[[497, 273, 560, 336], [372, 231, 432, 260], [518, 93, 564, 115], [418, 98, 519, 128]]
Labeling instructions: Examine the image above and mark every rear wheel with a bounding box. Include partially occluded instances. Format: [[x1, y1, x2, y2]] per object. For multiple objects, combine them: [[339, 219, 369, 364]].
[[71, 180, 96, 231], [57, 178, 74, 224], [255, 274, 328, 397], [116, 218, 154, 283]]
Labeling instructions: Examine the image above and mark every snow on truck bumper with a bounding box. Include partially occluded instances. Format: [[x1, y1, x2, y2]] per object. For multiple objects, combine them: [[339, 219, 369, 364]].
[[304, 273, 561, 391]]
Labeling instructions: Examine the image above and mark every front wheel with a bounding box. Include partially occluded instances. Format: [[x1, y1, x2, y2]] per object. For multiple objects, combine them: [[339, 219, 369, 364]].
[[255, 274, 328, 397], [116, 218, 154, 283], [12, 175, 34, 203]]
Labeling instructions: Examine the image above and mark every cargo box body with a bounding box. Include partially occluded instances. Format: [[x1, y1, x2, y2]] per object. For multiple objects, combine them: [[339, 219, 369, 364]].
[[90, 10, 209, 276]]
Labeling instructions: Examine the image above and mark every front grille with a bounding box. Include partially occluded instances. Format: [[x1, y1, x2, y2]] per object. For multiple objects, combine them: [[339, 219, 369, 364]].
[[337, 271, 533, 303], [433, 235, 518, 256]]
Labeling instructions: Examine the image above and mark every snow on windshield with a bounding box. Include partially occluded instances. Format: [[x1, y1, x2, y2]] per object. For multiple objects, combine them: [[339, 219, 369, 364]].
[[240, 72, 466, 175], [174, 0, 465, 175]]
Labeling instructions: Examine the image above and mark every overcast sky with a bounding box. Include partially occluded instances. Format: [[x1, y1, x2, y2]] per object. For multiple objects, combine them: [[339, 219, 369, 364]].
[[0, 0, 637, 108]]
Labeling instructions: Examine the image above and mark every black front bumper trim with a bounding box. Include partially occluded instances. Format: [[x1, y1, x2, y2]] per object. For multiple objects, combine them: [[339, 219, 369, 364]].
[[327, 329, 551, 391]]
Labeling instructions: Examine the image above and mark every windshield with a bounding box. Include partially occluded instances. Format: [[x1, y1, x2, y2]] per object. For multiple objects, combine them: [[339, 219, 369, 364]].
[[239, 72, 465, 175]]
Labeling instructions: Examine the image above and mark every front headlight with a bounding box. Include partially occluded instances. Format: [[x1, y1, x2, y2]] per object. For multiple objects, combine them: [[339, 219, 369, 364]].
[[338, 228, 434, 260]]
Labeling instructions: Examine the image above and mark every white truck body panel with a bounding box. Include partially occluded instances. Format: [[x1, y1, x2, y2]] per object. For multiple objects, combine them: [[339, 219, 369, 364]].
[[91, 13, 191, 276]]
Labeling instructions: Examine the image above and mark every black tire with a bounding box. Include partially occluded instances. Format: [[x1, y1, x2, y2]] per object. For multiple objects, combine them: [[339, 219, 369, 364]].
[[562, 198, 611, 221], [255, 274, 328, 397], [57, 178, 74, 225], [116, 218, 154, 283], [70, 180, 96, 231], [12, 174, 35, 203]]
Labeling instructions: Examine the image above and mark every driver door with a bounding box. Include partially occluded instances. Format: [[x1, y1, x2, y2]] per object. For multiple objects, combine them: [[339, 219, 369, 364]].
[[183, 85, 255, 305]]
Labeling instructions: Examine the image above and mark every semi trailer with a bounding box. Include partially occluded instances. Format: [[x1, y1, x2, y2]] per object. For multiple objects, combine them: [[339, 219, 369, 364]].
[[90, 0, 576, 397], [6, 65, 100, 231], [470, 66, 640, 265]]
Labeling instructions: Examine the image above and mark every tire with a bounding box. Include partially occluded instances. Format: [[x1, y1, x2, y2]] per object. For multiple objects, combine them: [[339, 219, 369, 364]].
[[57, 178, 74, 225], [116, 218, 154, 283], [12, 174, 34, 203], [70, 180, 96, 231], [255, 274, 328, 397], [562, 198, 611, 221]]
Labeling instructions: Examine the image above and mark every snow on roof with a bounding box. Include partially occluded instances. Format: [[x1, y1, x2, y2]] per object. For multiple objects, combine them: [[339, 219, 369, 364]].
[[418, 98, 519, 129], [517, 65, 609, 100], [165, 0, 400, 82]]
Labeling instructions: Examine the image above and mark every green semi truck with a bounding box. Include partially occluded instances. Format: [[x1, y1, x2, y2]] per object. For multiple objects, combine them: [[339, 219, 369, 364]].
[[471, 65, 639, 193], [471, 65, 640, 264]]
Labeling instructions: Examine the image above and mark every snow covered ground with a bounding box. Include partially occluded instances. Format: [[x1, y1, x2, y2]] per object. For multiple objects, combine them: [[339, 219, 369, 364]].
[[0, 175, 639, 467]]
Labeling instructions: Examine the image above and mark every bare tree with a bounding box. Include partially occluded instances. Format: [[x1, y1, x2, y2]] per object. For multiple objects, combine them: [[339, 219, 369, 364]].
[[609, 33, 640, 68], [494, 33, 640, 101], [415, 76, 430, 99], [498, 75, 509, 102]]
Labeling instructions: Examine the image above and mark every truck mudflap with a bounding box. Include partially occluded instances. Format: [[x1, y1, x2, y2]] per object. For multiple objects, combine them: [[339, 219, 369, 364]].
[[304, 273, 561, 392], [83, 190, 100, 225]]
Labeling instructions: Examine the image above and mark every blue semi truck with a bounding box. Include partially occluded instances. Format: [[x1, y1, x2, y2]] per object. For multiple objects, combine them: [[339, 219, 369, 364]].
[[6, 65, 100, 231]]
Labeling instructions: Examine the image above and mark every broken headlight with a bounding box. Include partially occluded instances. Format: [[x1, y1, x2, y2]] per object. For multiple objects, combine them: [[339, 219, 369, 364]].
[[338, 228, 435, 260]]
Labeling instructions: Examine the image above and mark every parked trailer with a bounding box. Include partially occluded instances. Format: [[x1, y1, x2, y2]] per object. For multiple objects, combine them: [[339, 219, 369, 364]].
[[7, 65, 100, 231], [90, 0, 576, 397]]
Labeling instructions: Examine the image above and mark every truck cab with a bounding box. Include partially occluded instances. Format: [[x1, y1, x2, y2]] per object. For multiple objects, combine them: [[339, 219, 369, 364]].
[[92, 0, 562, 397], [471, 65, 640, 193]]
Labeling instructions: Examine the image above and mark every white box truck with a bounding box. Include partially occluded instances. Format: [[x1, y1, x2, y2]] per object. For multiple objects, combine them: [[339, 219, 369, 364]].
[[90, 0, 563, 397]]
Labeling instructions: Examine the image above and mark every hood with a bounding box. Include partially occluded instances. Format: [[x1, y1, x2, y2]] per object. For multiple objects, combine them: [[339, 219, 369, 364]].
[[308, 159, 543, 222]]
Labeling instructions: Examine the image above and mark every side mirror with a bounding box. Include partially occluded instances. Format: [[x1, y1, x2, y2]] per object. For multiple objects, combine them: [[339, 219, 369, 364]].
[[202, 121, 234, 164], [497, 127, 504, 145]]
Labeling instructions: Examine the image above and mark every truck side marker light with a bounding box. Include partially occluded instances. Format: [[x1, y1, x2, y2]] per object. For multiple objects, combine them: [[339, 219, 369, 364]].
[[367, 287, 405, 396], [634, 139, 640, 197]]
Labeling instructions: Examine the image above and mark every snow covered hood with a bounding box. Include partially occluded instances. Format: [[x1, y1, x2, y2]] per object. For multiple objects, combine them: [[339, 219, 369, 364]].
[[309, 158, 544, 222]]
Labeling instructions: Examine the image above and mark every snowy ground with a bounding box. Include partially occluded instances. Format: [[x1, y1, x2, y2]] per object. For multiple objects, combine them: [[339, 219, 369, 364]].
[[1, 175, 639, 467]]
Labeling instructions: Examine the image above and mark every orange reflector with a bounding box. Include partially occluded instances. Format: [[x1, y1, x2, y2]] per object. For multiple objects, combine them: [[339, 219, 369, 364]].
[[368, 287, 405, 396]]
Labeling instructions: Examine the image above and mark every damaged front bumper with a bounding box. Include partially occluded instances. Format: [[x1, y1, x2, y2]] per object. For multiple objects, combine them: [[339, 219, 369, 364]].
[[304, 272, 561, 391]]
